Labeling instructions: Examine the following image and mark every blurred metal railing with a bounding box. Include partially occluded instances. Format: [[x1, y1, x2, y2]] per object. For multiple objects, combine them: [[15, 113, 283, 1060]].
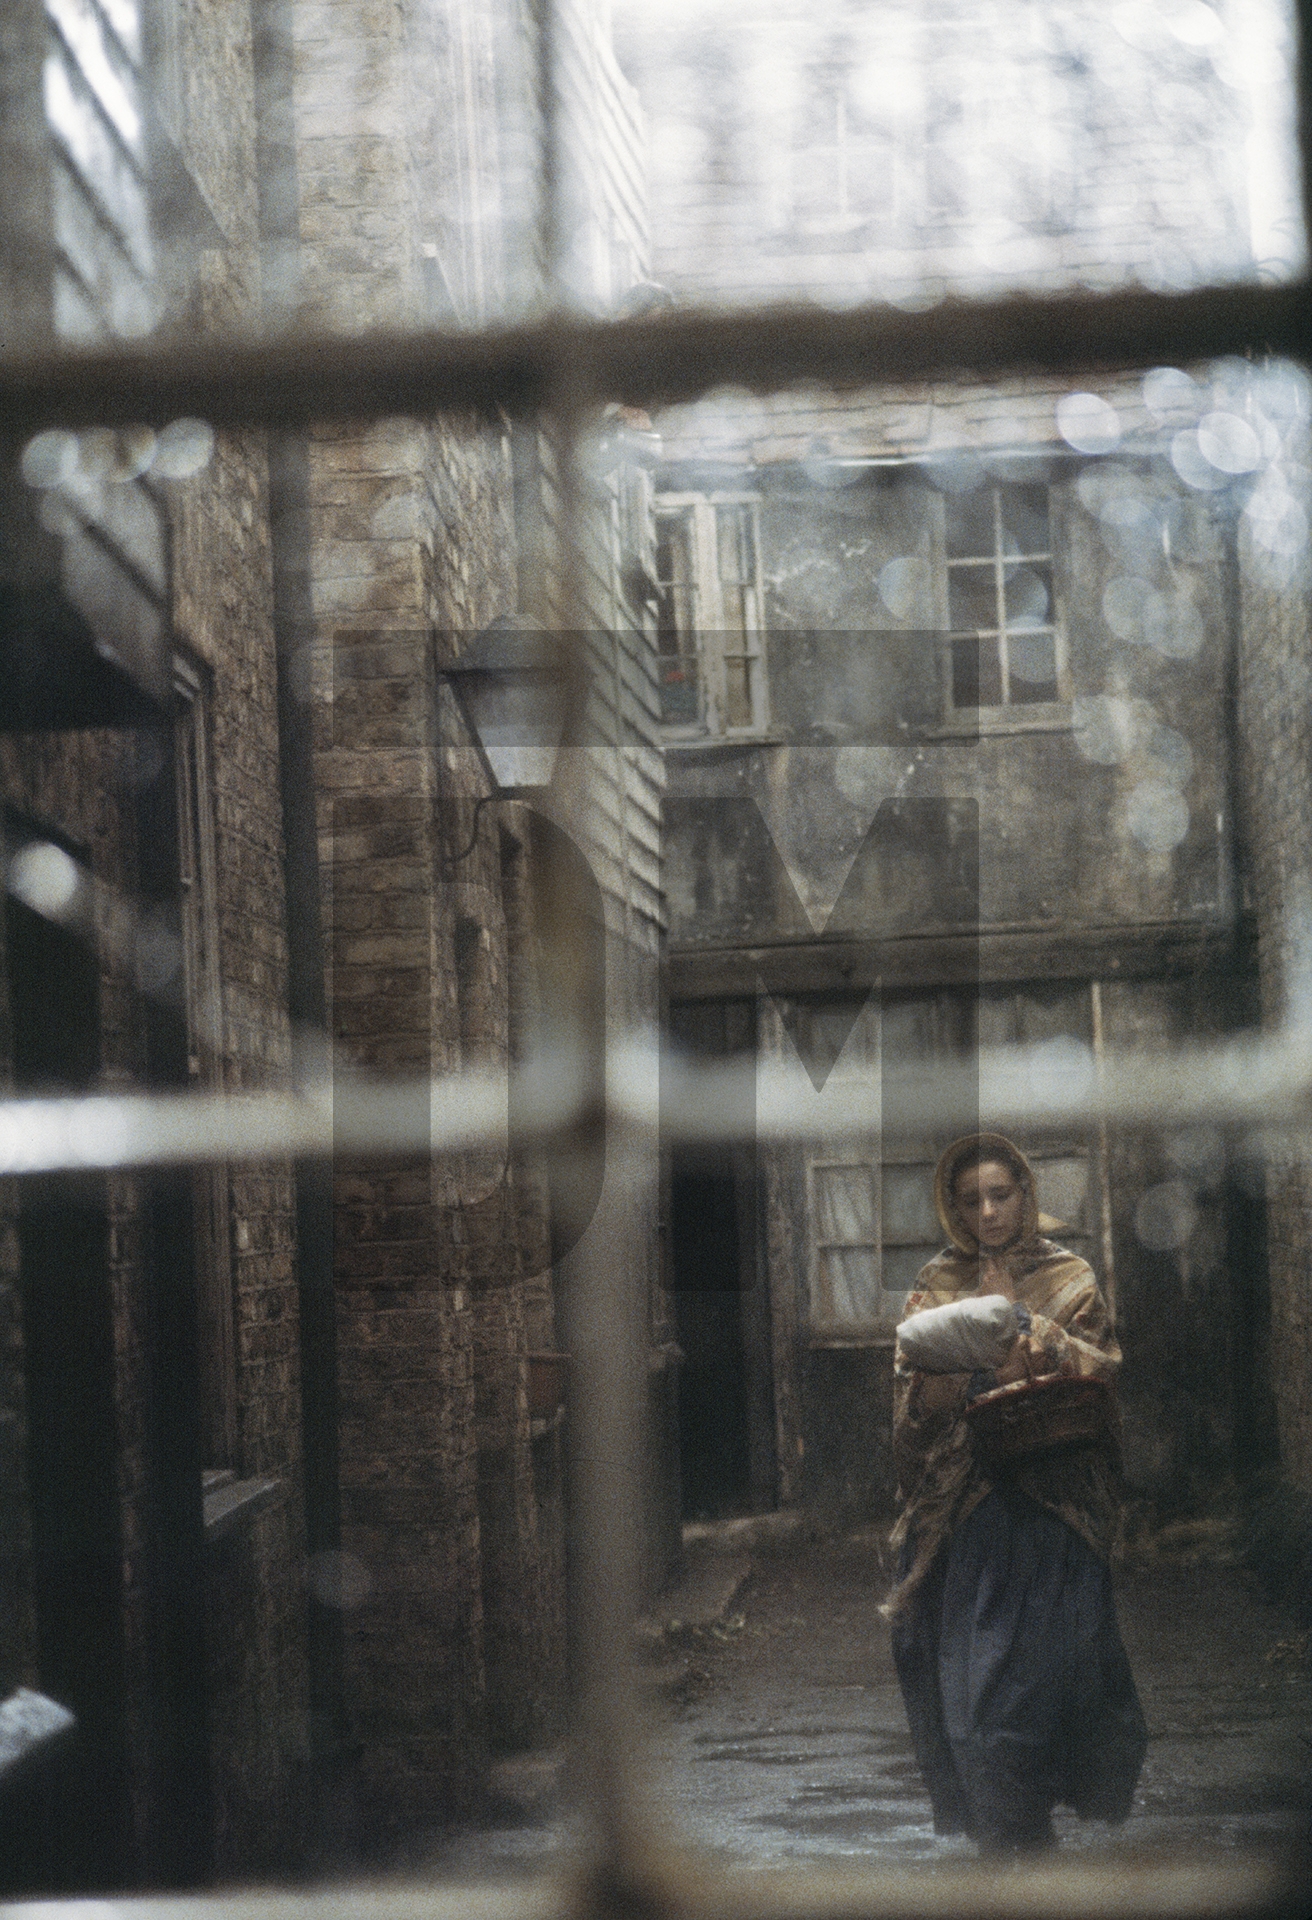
[[0, 1024, 1311, 1176], [0, 278, 1309, 438]]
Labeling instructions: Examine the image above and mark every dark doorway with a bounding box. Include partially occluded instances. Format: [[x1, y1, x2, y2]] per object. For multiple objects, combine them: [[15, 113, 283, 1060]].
[[671, 1156, 751, 1519], [1, 864, 134, 1893], [667, 1000, 775, 1521]]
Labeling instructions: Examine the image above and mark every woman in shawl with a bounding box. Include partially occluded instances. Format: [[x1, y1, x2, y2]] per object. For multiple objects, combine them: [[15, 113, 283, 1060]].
[[885, 1132, 1147, 1854]]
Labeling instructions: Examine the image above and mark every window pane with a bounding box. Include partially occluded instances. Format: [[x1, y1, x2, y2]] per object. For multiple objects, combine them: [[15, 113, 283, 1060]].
[[815, 1163, 877, 1241], [656, 586, 697, 655], [720, 584, 753, 635], [1007, 631, 1058, 703], [723, 654, 753, 729], [660, 652, 702, 725], [1002, 485, 1052, 557], [881, 1163, 939, 1244], [1003, 564, 1051, 630], [880, 1244, 932, 1300], [656, 514, 697, 655], [716, 504, 757, 586], [951, 635, 1002, 707], [815, 1247, 880, 1325], [947, 564, 998, 631], [944, 490, 996, 558]]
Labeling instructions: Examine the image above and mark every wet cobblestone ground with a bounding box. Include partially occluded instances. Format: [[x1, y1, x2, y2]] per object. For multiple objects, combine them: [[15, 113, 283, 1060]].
[[415, 1530, 1311, 1880]]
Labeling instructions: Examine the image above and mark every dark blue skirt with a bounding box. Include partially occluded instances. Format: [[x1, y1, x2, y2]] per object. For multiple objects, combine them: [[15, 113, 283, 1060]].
[[891, 1487, 1147, 1851]]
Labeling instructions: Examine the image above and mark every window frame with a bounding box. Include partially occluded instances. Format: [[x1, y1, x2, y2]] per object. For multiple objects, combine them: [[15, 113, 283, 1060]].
[[935, 478, 1072, 732], [806, 1155, 883, 1338], [654, 490, 769, 738], [796, 995, 901, 1346]]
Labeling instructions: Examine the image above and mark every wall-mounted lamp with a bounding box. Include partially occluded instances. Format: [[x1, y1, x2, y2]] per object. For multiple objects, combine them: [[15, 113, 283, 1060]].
[[440, 621, 568, 864], [444, 620, 568, 797]]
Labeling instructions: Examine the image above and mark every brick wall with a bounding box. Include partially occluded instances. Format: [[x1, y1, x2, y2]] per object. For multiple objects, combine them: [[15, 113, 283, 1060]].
[[295, 0, 668, 1813], [156, 0, 311, 1869], [0, 0, 311, 1876]]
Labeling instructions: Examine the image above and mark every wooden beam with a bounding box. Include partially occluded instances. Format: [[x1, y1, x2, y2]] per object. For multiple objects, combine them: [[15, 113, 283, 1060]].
[[665, 916, 1256, 1001]]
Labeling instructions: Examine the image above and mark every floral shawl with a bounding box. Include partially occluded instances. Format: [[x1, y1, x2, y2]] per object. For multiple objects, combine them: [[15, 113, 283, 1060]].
[[883, 1133, 1124, 1618]]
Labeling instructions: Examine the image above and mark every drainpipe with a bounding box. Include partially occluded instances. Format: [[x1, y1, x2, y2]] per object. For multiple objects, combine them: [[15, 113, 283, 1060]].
[[251, 0, 349, 1841], [136, 720, 214, 1885]]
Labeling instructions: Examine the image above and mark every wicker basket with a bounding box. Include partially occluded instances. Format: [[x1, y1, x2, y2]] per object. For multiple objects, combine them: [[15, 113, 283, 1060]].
[[966, 1372, 1114, 1474]]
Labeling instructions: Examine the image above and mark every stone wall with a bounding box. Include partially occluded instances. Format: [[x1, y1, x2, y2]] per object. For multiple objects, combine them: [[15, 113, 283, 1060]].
[[1237, 453, 1312, 1609]]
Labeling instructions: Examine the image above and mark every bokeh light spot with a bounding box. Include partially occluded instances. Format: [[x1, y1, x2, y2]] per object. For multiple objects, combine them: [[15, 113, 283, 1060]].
[[1170, 429, 1229, 491], [306, 1550, 372, 1610], [1197, 410, 1261, 474], [1127, 779, 1190, 852], [8, 842, 81, 919], [152, 418, 215, 479], [877, 554, 932, 621], [1056, 391, 1121, 455], [20, 429, 79, 489]]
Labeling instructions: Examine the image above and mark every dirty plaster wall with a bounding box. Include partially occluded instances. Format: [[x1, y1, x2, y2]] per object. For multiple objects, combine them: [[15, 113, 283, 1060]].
[[624, 0, 1276, 1529], [666, 464, 1233, 951], [664, 455, 1252, 1521]]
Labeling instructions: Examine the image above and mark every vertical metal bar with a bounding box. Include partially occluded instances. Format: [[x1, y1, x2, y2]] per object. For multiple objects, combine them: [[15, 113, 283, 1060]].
[[532, 0, 661, 1884], [1295, 0, 1312, 266], [549, 391, 658, 1891], [531, 0, 565, 312]]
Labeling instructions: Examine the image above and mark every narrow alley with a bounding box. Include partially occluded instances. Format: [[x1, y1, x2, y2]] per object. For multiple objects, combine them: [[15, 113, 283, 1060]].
[[420, 1522, 1311, 1881]]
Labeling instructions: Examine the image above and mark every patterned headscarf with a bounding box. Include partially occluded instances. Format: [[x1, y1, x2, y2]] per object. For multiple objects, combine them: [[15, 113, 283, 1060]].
[[933, 1132, 1040, 1256]]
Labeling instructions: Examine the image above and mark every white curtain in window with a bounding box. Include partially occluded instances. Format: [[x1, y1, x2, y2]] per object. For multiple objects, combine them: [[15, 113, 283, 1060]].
[[813, 1163, 879, 1325]]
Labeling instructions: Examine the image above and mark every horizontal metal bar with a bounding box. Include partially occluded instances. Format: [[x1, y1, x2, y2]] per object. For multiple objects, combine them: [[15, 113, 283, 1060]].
[[0, 282, 1309, 439], [0, 1852, 1300, 1920], [0, 1028, 1310, 1174]]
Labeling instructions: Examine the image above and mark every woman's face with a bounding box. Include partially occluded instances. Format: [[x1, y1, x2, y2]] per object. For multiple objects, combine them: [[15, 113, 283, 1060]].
[[954, 1158, 1025, 1250]]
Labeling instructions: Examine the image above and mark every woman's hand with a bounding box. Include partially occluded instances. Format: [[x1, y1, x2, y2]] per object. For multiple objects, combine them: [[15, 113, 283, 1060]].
[[993, 1331, 1055, 1386], [975, 1255, 1016, 1300]]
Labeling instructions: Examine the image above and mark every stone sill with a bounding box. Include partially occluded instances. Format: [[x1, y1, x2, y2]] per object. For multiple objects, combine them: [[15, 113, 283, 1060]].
[[807, 1335, 898, 1351], [202, 1469, 283, 1543], [924, 704, 1073, 739], [663, 730, 791, 751]]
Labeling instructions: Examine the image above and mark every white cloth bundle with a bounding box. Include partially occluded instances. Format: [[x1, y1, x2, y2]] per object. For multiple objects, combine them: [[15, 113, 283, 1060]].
[[897, 1294, 1020, 1372]]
